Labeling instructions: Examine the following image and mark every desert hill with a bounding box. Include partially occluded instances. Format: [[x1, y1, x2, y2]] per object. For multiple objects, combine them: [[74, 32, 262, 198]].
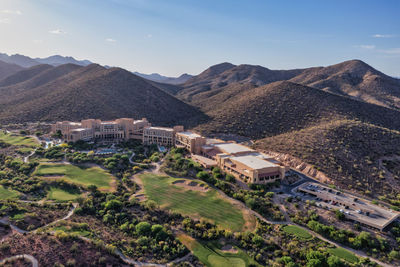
[[178, 60, 400, 110], [193, 81, 400, 139], [0, 60, 24, 81], [0, 64, 205, 126], [254, 119, 400, 198]]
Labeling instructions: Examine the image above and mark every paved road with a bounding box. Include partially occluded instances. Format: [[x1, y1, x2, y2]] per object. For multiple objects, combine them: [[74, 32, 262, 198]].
[[0, 254, 38, 267]]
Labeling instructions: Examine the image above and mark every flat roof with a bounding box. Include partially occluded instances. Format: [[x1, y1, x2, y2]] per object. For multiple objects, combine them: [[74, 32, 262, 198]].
[[146, 126, 174, 131], [214, 143, 254, 154], [71, 128, 90, 132], [178, 131, 202, 138], [231, 155, 277, 169]]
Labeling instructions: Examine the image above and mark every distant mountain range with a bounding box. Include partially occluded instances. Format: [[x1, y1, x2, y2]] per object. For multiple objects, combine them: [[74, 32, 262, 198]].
[[0, 54, 399, 197], [133, 72, 193, 85], [0, 53, 92, 68]]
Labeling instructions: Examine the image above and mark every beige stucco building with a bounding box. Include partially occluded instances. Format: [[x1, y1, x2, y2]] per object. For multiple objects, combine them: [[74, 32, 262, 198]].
[[51, 118, 151, 143], [143, 125, 184, 146]]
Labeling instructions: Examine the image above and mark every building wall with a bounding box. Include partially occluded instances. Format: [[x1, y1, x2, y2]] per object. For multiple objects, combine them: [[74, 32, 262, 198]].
[[143, 127, 175, 146], [175, 133, 206, 154]]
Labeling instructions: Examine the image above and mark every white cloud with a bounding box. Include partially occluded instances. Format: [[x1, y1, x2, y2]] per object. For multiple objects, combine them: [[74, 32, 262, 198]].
[[354, 44, 375, 50], [147, 34, 152, 38], [33, 39, 43, 44], [0, 18, 10, 24], [372, 34, 395, 38], [49, 29, 66, 34], [105, 38, 116, 42], [1, 10, 22, 15]]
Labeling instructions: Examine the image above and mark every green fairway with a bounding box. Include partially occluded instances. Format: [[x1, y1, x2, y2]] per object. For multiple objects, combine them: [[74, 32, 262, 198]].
[[47, 187, 81, 201], [0, 185, 20, 200], [178, 234, 260, 267], [283, 225, 312, 240], [0, 132, 39, 148], [138, 173, 254, 232], [328, 247, 358, 263], [35, 163, 115, 191]]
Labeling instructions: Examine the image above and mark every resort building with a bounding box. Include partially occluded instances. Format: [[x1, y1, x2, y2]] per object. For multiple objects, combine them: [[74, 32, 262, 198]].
[[51, 118, 151, 143], [175, 131, 207, 154], [143, 125, 184, 147]]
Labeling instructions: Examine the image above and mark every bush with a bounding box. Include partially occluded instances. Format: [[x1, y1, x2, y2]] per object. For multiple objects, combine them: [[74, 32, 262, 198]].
[[136, 222, 151, 235]]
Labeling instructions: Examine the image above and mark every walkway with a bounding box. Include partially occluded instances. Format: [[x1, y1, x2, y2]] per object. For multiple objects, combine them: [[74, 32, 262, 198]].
[[0, 254, 38, 267]]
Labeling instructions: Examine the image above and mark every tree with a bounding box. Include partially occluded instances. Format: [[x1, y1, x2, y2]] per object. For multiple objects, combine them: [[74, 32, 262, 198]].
[[136, 222, 151, 236], [105, 199, 122, 211], [327, 256, 344, 267], [335, 209, 345, 220]]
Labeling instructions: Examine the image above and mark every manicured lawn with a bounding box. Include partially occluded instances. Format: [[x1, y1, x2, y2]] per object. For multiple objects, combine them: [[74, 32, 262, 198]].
[[139, 173, 253, 232], [178, 233, 260, 267], [328, 247, 359, 263], [0, 185, 20, 200], [47, 187, 81, 201], [0, 132, 39, 148], [35, 163, 115, 191], [283, 225, 312, 240]]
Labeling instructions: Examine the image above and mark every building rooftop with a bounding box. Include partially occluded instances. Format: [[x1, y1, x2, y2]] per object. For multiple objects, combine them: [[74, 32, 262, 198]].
[[145, 126, 174, 131], [231, 155, 277, 170], [214, 143, 254, 154], [178, 131, 202, 138], [71, 128, 90, 132]]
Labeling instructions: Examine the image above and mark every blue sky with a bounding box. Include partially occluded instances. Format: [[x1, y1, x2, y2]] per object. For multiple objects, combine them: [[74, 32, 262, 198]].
[[0, 0, 399, 76]]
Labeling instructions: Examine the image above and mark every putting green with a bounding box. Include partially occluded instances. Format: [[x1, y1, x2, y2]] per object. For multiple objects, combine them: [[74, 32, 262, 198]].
[[178, 233, 260, 267], [35, 163, 115, 191], [47, 187, 81, 201], [139, 173, 255, 232]]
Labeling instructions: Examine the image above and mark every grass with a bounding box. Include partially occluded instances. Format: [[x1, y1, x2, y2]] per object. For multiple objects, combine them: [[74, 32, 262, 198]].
[[0, 132, 39, 148], [47, 187, 81, 201], [178, 233, 260, 267], [34, 163, 115, 191], [138, 173, 254, 232], [282, 225, 312, 240], [0, 185, 20, 200], [328, 247, 359, 263]]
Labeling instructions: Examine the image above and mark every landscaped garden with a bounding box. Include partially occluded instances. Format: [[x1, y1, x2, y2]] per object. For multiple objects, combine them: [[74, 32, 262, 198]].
[[34, 163, 115, 191], [282, 225, 312, 240], [328, 247, 359, 263], [138, 173, 255, 232]]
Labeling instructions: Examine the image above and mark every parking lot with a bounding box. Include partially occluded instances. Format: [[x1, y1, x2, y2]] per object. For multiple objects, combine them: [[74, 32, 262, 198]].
[[297, 182, 399, 231]]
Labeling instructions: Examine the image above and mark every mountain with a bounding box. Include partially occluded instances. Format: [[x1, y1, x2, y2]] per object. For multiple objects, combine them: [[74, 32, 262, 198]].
[[0, 64, 54, 87], [0, 60, 24, 81], [289, 60, 400, 110], [0, 64, 205, 126], [193, 81, 400, 138], [134, 72, 193, 85], [0, 53, 92, 68], [35, 55, 92, 66], [0, 53, 40, 68], [254, 119, 400, 198], [179, 60, 400, 110]]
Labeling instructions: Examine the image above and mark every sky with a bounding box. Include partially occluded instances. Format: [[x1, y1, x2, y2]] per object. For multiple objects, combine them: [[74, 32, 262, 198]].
[[0, 0, 399, 77]]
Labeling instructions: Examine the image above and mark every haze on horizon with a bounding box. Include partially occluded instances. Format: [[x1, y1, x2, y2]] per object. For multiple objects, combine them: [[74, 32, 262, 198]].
[[0, 0, 399, 77]]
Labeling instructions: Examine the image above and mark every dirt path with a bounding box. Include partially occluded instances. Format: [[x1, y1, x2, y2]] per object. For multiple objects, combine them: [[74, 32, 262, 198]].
[[0, 254, 38, 267]]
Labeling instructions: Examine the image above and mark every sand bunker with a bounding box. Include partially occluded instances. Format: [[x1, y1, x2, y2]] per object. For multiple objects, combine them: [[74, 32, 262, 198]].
[[173, 179, 209, 192], [221, 244, 238, 253]]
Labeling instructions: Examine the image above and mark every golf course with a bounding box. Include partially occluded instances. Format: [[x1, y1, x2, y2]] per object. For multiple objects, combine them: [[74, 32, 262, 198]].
[[47, 187, 81, 201], [0, 185, 20, 200], [138, 173, 255, 232], [178, 233, 260, 267], [0, 132, 40, 148], [34, 163, 115, 191]]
